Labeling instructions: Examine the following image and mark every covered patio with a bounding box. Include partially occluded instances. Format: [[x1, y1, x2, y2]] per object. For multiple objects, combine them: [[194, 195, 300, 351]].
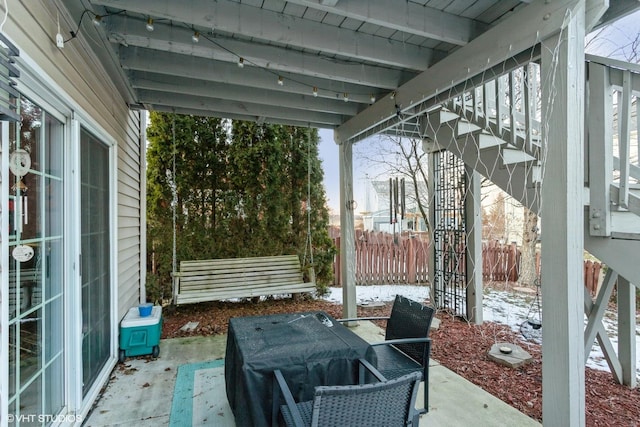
[[84, 320, 541, 426], [2, 0, 639, 425], [79, 1, 640, 424]]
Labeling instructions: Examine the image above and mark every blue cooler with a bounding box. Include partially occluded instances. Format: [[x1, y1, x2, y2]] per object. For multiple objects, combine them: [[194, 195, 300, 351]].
[[119, 305, 162, 362]]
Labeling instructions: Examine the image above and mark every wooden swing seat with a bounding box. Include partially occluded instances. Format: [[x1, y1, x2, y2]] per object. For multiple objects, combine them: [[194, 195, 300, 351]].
[[171, 255, 315, 305]]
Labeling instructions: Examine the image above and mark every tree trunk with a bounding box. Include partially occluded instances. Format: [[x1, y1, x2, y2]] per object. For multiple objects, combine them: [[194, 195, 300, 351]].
[[519, 207, 539, 286]]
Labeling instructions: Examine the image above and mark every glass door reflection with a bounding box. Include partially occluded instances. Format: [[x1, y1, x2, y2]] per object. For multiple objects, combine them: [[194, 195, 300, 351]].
[[8, 96, 65, 424]]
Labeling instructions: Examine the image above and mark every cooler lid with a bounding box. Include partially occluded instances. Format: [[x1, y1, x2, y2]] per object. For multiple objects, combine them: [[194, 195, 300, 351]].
[[121, 305, 162, 328]]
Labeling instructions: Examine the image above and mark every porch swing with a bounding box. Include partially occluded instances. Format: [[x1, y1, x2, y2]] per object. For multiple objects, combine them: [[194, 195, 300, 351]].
[[170, 121, 316, 305], [301, 127, 317, 286]]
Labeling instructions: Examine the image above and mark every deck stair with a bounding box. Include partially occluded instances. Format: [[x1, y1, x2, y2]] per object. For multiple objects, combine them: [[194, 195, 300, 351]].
[[422, 55, 640, 280], [422, 54, 640, 387]]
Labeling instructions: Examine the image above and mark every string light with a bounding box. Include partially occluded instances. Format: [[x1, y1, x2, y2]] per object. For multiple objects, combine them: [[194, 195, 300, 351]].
[[390, 91, 396, 100], [72, 9, 384, 107]]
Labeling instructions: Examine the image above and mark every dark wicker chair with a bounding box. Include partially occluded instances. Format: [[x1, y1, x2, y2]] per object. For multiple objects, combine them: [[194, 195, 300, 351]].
[[337, 294, 435, 414], [273, 366, 421, 427]]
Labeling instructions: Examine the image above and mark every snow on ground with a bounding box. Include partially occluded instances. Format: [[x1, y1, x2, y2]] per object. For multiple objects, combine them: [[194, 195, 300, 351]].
[[484, 288, 640, 380], [323, 285, 640, 381], [321, 285, 429, 305]]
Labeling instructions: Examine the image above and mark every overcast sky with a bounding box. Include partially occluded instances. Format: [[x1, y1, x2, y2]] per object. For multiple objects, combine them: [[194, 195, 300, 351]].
[[318, 10, 640, 213], [317, 129, 340, 213], [317, 128, 380, 214]]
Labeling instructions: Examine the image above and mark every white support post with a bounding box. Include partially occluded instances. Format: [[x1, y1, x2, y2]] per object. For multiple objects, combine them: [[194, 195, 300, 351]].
[[618, 70, 632, 209], [338, 140, 357, 319], [617, 275, 637, 388], [483, 80, 495, 129], [509, 71, 518, 148], [496, 76, 505, 136], [540, 2, 586, 426], [587, 62, 612, 236], [524, 64, 534, 153], [585, 0, 609, 31], [465, 166, 483, 324]]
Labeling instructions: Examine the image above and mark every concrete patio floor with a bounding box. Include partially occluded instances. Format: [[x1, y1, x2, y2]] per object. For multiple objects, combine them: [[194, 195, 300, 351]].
[[84, 321, 541, 427]]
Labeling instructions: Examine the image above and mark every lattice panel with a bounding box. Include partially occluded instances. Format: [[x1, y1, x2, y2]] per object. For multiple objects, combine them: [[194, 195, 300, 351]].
[[432, 150, 468, 318]]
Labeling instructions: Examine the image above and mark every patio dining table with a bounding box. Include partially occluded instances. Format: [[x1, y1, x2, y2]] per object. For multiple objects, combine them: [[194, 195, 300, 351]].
[[224, 311, 376, 427]]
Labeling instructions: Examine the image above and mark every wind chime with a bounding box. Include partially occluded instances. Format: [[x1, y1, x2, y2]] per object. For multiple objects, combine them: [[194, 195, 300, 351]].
[[520, 276, 543, 342], [10, 148, 31, 232], [389, 177, 405, 244], [526, 277, 543, 329]]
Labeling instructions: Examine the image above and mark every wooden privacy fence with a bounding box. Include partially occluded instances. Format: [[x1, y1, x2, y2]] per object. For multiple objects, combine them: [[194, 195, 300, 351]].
[[332, 230, 429, 286], [482, 241, 604, 297], [482, 241, 522, 282], [583, 260, 603, 297], [331, 233, 604, 296]]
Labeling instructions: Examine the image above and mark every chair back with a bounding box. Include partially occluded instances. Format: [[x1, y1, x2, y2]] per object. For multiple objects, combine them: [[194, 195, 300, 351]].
[[311, 371, 421, 427], [385, 295, 434, 365]]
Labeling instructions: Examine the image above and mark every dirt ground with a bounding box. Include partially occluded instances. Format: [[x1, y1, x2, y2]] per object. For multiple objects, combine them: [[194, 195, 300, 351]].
[[161, 294, 640, 426]]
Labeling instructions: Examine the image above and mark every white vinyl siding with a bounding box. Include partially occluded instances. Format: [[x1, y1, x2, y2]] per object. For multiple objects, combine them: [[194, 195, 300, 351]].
[[117, 109, 145, 319], [11, 1, 143, 319], [2, 0, 144, 404]]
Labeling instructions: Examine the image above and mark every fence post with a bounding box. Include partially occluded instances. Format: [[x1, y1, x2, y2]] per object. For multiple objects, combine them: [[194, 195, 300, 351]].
[[592, 262, 602, 296], [509, 242, 518, 282], [408, 236, 417, 284]]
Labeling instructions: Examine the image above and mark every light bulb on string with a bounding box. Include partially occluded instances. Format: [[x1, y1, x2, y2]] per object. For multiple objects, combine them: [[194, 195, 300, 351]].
[[277, 76, 284, 86], [343, 93, 349, 102], [312, 87, 318, 97], [370, 94, 376, 103], [146, 17, 154, 32], [238, 57, 245, 68], [92, 15, 103, 26], [192, 31, 200, 43]]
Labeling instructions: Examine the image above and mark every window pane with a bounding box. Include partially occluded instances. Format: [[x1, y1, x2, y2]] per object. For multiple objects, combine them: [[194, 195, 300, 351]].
[[20, 307, 42, 390], [44, 112, 63, 176], [9, 324, 17, 397], [45, 296, 63, 360], [43, 290, 65, 420], [17, 99, 42, 172], [46, 239, 63, 300], [45, 360, 64, 418], [45, 177, 63, 237], [20, 373, 43, 426]]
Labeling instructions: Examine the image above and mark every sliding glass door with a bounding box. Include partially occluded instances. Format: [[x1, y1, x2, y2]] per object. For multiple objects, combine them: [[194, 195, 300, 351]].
[[80, 128, 111, 397], [5, 73, 117, 424]]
